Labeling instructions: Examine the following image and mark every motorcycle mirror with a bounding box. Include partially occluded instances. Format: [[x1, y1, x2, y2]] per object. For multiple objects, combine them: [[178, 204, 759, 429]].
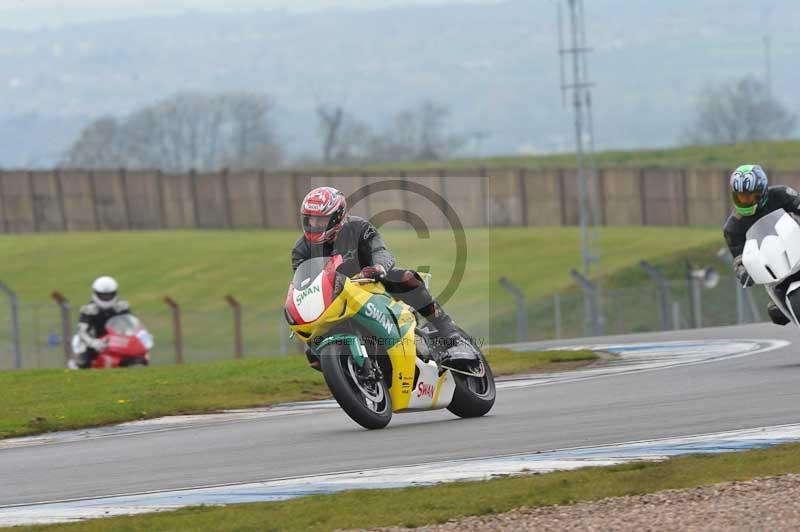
[[702, 267, 720, 289], [690, 267, 720, 289]]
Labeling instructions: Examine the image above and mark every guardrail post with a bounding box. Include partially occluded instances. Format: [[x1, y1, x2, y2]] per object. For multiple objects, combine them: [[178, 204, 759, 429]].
[[225, 295, 243, 359], [570, 269, 604, 337], [671, 301, 682, 330], [164, 296, 183, 364], [717, 248, 759, 323], [0, 281, 22, 369], [51, 291, 72, 365], [686, 266, 701, 329], [639, 260, 672, 330], [553, 292, 562, 340], [686, 262, 720, 329], [498, 277, 527, 342]]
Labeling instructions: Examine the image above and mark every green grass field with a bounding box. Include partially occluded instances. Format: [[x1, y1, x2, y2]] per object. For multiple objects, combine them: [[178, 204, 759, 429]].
[[0, 226, 722, 366], [0, 348, 596, 439], [17, 442, 800, 532], [1, 227, 720, 309], [353, 140, 800, 172]]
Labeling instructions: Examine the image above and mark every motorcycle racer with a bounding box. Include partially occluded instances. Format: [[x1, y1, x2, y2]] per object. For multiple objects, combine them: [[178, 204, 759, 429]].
[[291, 186, 460, 369], [723, 164, 800, 325], [73, 276, 132, 368]]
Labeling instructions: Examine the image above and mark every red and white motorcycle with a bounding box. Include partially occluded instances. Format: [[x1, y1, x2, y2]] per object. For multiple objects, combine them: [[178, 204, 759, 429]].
[[69, 314, 154, 369]]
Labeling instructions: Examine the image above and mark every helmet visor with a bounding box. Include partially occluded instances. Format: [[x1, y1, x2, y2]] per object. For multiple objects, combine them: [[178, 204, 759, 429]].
[[302, 214, 333, 234], [732, 190, 762, 209], [95, 291, 117, 302]]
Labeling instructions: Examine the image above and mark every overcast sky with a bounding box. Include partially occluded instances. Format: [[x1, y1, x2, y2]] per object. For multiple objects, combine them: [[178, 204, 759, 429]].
[[0, 0, 500, 29]]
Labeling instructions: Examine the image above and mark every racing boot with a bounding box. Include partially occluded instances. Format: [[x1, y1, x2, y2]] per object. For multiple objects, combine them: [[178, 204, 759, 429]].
[[73, 348, 97, 369], [305, 347, 322, 372], [422, 302, 462, 363]]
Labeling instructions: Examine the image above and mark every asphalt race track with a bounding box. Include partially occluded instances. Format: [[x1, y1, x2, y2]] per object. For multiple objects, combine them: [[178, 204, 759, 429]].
[[3, 323, 800, 509]]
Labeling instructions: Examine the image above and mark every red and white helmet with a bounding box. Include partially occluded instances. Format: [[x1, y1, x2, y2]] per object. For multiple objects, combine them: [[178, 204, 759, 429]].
[[300, 186, 347, 244]]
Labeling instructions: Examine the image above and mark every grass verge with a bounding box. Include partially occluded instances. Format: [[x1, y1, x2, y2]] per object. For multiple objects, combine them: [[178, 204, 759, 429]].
[[18, 442, 800, 532], [0, 348, 597, 439], [487, 348, 597, 376]]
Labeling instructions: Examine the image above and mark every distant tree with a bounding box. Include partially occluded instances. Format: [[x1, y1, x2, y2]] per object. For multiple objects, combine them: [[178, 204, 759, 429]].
[[294, 99, 465, 167], [316, 102, 373, 165], [367, 100, 464, 162], [683, 77, 797, 145], [317, 103, 345, 164], [64, 116, 124, 169], [63, 92, 283, 172]]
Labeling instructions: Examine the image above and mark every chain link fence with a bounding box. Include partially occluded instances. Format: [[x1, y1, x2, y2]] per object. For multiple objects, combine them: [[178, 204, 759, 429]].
[[0, 275, 774, 370], [491, 275, 773, 345], [0, 301, 301, 370]]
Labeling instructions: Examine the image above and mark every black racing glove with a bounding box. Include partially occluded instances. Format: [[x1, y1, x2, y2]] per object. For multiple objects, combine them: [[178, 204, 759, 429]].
[[733, 255, 754, 287], [359, 264, 387, 280]]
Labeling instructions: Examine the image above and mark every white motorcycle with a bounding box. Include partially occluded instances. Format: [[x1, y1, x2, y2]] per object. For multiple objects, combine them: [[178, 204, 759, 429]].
[[742, 209, 800, 325]]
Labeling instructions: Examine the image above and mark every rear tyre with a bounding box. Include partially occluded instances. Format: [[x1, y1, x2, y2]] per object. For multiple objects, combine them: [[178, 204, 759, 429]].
[[320, 342, 392, 430], [447, 349, 496, 419], [785, 291, 800, 324]]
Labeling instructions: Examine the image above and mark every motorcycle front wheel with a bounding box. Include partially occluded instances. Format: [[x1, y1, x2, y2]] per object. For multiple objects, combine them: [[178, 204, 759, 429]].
[[319, 342, 392, 430]]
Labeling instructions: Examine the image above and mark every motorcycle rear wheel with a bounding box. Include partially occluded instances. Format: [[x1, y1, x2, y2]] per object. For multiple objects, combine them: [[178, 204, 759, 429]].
[[447, 349, 496, 419], [319, 342, 392, 430], [786, 290, 800, 324]]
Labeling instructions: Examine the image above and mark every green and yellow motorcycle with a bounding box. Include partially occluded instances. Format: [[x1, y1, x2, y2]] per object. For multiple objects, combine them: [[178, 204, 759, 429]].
[[284, 255, 495, 429]]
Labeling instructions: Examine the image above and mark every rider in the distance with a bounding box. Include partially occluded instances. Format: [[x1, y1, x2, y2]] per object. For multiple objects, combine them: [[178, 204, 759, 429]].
[[73, 276, 132, 368], [291, 186, 460, 370], [723, 164, 800, 325]]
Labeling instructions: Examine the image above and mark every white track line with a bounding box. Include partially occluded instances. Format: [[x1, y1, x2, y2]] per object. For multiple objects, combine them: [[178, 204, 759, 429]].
[[3, 422, 800, 526]]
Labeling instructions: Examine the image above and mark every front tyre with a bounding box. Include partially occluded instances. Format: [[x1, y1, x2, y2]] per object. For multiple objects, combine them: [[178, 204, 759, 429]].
[[447, 350, 496, 418], [319, 342, 392, 430]]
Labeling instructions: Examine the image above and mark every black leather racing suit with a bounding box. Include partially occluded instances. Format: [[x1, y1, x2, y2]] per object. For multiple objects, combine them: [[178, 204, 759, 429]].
[[723, 185, 800, 324], [76, 300, 131, 368], [291, 215, 438, 314], [291, 215, 455, 365]]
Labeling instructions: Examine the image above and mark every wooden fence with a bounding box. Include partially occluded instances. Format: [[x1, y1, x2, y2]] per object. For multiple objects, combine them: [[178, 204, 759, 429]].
[[0, 167, 792, 233]]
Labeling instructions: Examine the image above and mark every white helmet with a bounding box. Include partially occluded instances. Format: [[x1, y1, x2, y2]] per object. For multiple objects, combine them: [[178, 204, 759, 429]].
[[92, 276, 119, 309]]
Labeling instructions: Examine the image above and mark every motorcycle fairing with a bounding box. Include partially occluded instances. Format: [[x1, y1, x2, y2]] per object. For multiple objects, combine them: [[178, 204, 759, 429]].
[[405, 357, 456, 410], [743, 210, 800, 284], [286, 256, 341, 325], [289, 277, 456, 412], [743, 209, 800, 327]]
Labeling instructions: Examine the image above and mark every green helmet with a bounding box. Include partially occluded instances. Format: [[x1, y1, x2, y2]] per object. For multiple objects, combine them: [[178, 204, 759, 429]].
[[730, 164, 768, 216]]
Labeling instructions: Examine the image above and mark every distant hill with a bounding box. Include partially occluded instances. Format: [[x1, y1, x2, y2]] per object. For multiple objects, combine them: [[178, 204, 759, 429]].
[[0, 0, 798, 168]]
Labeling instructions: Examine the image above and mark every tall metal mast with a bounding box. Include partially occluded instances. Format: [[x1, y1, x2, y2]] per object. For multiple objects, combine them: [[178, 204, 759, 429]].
[[762, 7, 772, 96], [559, 0, 603, 335]]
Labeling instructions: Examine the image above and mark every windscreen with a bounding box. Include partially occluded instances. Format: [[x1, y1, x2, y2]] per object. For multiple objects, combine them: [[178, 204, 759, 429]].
[[745, 209, 791, 245], [292, 257, 330, 290], [106, 314, 141, 336]]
